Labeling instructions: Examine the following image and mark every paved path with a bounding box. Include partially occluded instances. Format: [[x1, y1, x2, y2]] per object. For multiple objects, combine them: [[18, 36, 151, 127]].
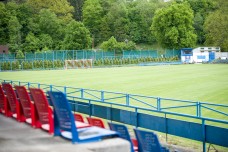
[[0, 114, 130, 152]]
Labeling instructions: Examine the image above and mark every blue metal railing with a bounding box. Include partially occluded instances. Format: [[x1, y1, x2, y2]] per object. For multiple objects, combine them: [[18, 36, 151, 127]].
[[3, 79, 227, 123]]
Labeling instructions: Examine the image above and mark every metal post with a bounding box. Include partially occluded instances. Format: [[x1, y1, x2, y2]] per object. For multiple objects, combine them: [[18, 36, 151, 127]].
[[81, 89, 84, 98], [64, 86, 67, 95], [101, 91, 104, 102], [38, 83, 40, 88], [202, 119, 206, 152], [89, 100, 92, 116], [157, 97, 161, 111], [50, 85, 52, 91], [199, 102, 201, 117], [165, 113, 168, 142], [135, 108, 138, 128], [28, 82, 30, 88], [126, 94, 130, 106]]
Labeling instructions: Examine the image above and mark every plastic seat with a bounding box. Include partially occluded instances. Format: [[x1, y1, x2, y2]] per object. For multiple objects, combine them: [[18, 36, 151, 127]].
[[29, 88, 54, 134], [48, 91, 120, 144], [134, 129, 169, 152], [108, 122, 138, 152], [15, 86, 33, 125], [2, 83, 23, 121], [86, 117, 106, 128], [74, 113, 85, 122], [0, 85, 9, 116]]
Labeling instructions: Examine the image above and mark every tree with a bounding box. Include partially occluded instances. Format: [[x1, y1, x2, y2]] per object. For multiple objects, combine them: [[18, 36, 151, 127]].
[[62, 20, 92, 50], [151, 2, 197, 49], [16, 50, 25, 59], [183, 0, 217, 44], [27, 0, 74, 23], [82, 0, 103, 46], [204, 0, 228, 51], [68, 0, 84, 21], [24, 32, 40, 52], [106, 2, 130, 42], [8, 16, 22, 53], [100, 36, 118, 51], [0, 2, 9, 44]]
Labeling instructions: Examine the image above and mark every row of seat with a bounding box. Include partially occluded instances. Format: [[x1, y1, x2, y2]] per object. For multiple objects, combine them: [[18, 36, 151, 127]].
[[0, 83, 169, 152]]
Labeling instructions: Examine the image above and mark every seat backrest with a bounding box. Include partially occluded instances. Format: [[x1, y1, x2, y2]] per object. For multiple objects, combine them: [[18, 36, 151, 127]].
[[47, 91, 79, 140], [2, 83, 17, 113], [108, 122, 134, 152], [15, 86, 31, 118], [87, 117, 105, 128], [134, 129, 162, 152], [29, 88, 50, 124], [0, 85, 5, 109], [74, 113, 84, 122]]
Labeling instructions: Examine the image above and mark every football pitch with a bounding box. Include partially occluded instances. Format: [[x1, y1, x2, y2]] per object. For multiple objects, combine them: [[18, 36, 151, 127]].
[[1, 64, 227, 105], [1, 64, 228, 151]]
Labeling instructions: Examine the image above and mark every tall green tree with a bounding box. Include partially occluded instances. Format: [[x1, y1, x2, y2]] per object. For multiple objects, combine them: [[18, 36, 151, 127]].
[[62, 20, 92, 50], [27, 0, 74, 23], [82, 0, 103, 46], [182, 0, 217, 44], [0, 2, 9, 44], [151, 2, 197, 49], [8, 16, 22, 53], [68, 0, 84, 21], [24, 32, 40, 52], [204, 0, 228, 51]]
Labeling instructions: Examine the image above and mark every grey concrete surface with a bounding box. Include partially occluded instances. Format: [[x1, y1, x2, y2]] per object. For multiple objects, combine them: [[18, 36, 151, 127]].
[[0, 114, 130, 152]]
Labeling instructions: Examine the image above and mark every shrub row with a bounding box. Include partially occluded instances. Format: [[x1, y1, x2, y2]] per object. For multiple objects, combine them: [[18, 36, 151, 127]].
[[93, 56, 179, 66], [0, 60, 64, 70]]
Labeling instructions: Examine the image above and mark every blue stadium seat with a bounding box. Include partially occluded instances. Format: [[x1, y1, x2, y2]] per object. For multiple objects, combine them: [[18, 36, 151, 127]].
[[48, 91, 119, 144], [134, 129, 169, 152], [108, 122, 138, 152]]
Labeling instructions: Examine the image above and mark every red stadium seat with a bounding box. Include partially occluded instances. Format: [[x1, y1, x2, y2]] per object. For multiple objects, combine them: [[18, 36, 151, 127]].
[[2, 83, 23, 121], [14, 86, 34, 125], [86, 117, 106, 128], [29, 88, 54, 134]]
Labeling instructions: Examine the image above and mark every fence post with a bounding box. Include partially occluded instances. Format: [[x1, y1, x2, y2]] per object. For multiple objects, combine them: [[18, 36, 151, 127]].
[[199, 102, 201, 117], [28, 82, 30, 88], [197, 102, 200, 117], [38, 83, 40, 88], [81, 88, 84, 98], [135, 108, 138, 128], [50, 85, 52, 91], [202, 119, 206, 152], [126, 94, 130, 106], [157, 97, 161, 111], [101, 91, 104, 102], [64, 86, 67, 94]]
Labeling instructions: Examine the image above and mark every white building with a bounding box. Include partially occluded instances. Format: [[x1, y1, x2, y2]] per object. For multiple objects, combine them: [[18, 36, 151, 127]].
[[181, 47, 221, 63]]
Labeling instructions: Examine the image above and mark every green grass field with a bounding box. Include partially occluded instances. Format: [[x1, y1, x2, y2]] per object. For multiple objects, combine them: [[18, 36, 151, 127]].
[[1, 64, 228, 151], [1, 64, 228, 104]]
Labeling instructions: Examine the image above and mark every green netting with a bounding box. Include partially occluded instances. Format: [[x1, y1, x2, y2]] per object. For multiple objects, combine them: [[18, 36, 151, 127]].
[[0, 50, 180, 62], [123, 50, 157, 58], [165, 50, 181, 57]]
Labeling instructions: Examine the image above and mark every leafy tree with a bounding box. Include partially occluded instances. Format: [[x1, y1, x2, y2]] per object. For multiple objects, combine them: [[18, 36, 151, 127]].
[[151, 2, 197, 49], [26, 0, 74, 23], [204, 0, 228, 51], [105, 2, 130, 42], [39, 34, 53, 50], [62, 20, 92, 50], [16, 50, 25, 59], [0, 2, 9, 44], [82, 0, 103, 46], [8, 16, 22, 53], [182, 0, 217, 44], [68, 0, 85, 21], [100, 36, 136, 53], [24, 32, 40, 52]]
